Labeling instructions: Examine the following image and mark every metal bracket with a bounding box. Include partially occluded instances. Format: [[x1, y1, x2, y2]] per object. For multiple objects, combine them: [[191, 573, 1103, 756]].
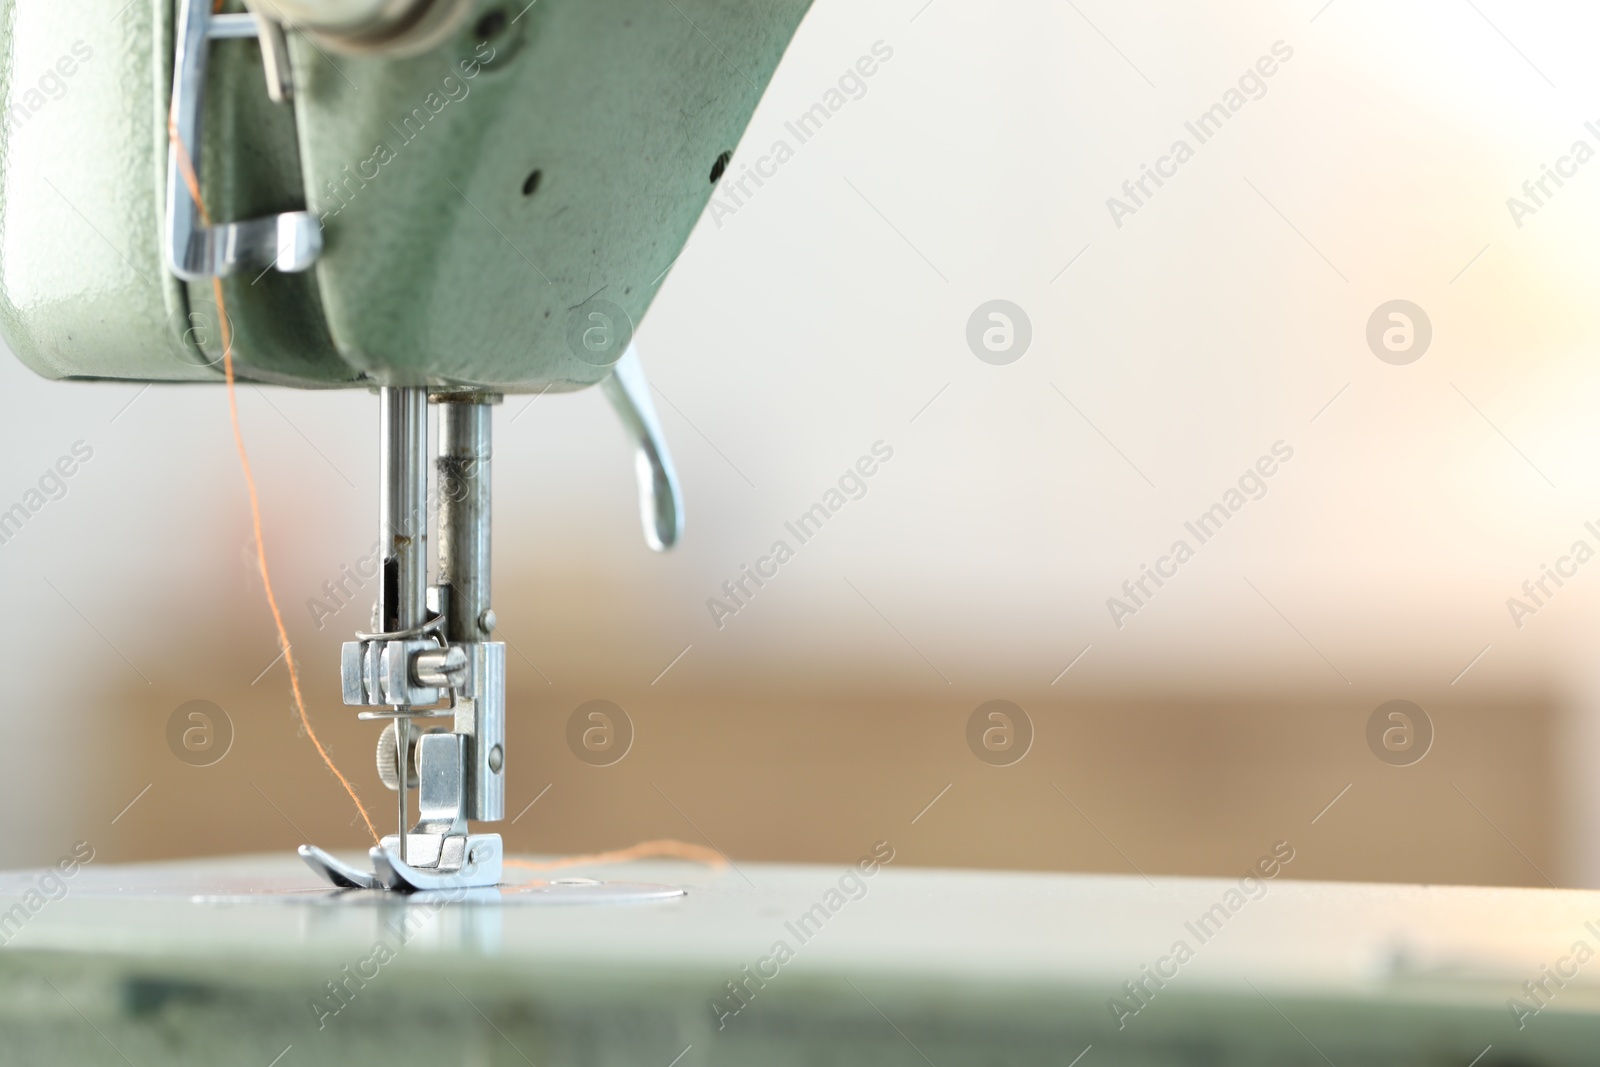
[[166, 0, 322, 281], [454, 642, 506, 822]]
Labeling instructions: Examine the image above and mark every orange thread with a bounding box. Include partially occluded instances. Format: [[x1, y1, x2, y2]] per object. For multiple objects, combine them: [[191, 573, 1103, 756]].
[[167, 116, 208, 227], [169, 112, 381, 844], [504, 839, 728, 873], [216, 289, 381, 845]]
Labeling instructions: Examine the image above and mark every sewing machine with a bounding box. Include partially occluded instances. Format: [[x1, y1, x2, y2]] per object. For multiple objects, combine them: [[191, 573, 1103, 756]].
[[1, 0, 810, 891], [6, 3, 1600, 1065]]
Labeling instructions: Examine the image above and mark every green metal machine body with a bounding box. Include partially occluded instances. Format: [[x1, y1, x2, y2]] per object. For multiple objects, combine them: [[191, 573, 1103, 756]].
[[0, 0, 810, 390]]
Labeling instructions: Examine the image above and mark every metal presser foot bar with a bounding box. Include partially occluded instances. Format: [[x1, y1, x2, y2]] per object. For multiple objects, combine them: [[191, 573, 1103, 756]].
[[299, 355, 686, 895], [302, 387, 504, 892]]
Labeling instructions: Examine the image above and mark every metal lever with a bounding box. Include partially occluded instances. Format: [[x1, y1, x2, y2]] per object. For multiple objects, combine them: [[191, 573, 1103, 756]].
[[166, 0, 322, 281], [601, 346, 684, 552]]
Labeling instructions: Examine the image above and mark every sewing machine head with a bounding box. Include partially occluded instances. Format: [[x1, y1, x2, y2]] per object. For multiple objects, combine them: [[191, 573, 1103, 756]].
[[0, 0, 811, 890]]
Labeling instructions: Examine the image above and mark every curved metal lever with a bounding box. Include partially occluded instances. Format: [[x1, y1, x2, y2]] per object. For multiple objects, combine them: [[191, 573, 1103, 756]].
[[601, 346, 683, 551]]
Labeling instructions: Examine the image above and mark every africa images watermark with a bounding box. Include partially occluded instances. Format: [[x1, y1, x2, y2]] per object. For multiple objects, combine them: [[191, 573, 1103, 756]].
[[708, 41, 895, 228], [5, 40, 93, 133], [1106, 441, 1295, 628], [0, 440, 95, 548], [1504, 120, 1600, 229], [1506, 922, 1600, 1030], [1503, 518, 1600, 630], [309, 880, 480, 1029], [566, 699, 633, 767], [1106, 40, 1295, 229], [967, 700, 1033, 767], [709, 840, 897, 1030], [312, 40, 498, 222], [306, 541, 382, 631], [0, 841, 96, 946], [706, 441, 895, 630], [305, 452, 483, 630], [1107, 840, 1296, 1030], [1367, 700, 1432, 767]]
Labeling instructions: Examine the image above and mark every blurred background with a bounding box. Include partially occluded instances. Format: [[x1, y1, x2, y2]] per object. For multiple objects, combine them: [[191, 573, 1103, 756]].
[[4, 0, 1600, 889]]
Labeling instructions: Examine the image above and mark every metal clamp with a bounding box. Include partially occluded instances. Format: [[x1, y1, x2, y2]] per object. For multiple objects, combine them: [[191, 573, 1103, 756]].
[[341, 636, 458, 709], [166, 0, 322, 281]]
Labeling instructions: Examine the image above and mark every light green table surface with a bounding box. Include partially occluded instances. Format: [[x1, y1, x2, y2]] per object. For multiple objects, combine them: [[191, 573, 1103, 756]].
[[0, 855, 1594, 1065]]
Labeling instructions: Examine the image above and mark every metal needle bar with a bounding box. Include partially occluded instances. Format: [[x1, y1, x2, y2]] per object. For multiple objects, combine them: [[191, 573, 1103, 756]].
[[379, 387, 428, 861]]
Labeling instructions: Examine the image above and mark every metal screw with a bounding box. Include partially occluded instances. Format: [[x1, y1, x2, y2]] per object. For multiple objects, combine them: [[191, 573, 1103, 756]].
[[479, 608, 497, 633]]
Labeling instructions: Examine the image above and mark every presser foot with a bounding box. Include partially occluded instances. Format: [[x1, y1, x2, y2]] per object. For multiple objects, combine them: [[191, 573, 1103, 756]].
[[298, 845, 380, 889], [298, 833, 503, 893]]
